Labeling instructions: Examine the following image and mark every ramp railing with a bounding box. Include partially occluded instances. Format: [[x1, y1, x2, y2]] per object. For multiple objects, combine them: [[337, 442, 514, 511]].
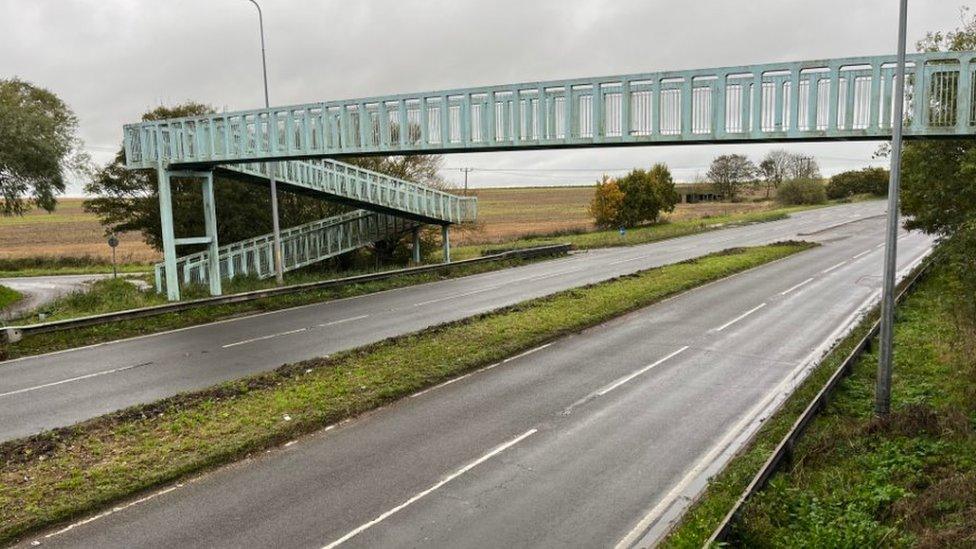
[[223, 158, 476, 224], [154, 209, 415, 292]]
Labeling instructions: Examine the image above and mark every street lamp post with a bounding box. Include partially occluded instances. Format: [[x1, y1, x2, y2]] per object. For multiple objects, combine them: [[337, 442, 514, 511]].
[[246, 0, 285, 285], [875, 0, 909, 416]]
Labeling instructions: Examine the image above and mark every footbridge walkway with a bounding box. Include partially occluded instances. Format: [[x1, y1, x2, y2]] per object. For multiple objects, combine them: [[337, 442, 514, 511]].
[[125, 51, 975, 300]]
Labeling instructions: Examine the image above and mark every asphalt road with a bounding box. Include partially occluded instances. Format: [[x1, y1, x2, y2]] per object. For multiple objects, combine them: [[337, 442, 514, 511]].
[[0, 274, 105, 320], [1, 201, 889, 442], [21, 205, 933, 548]]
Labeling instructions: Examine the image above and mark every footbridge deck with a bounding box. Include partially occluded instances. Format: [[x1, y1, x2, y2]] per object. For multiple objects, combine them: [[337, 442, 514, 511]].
[[124, 51, 976, 169]]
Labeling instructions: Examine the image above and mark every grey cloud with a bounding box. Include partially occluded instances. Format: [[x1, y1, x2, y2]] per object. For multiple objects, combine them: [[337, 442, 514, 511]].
[[0, 0, 967, 193]]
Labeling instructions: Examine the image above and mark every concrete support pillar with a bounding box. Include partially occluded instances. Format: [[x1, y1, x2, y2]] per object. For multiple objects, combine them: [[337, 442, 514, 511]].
[[412, 225, 422, 264], [157, 166, 180, 301], [441, 224, 451, 263], [201, 171, 222, 296]]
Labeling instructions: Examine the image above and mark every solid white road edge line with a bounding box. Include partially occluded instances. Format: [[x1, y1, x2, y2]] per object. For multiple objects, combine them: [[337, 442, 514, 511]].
[[41, 484, 184, 541], [713, 303, 766, 332], [779, 277, 814, 296], [613, 382, 783, 549], [615, 242, 934, 548], [320, 429, 537, 549]]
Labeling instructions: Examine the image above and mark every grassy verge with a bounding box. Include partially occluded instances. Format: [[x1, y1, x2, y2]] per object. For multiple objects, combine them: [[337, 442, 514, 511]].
[[449, 209, 796, 261], [0, 257, 547, 361], [0, 285, 22, 310], [663, 262, 975, 548], [0, 256, 150, 278], [732, 266, 976, 547], [0, 242, 814, 544]]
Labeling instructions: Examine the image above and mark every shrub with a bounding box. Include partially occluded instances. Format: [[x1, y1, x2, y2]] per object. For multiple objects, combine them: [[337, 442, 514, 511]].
[[826, 167, 889, 199], [589, 164, 678, 229], [776, 178, 827, 205], [589, 175, 626, 229]]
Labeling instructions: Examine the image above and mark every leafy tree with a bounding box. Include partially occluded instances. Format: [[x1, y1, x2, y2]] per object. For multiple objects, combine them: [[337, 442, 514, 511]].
[[900, 8, 976, 320], [589, 175, 626, 229], [707, 154, 756, 201], [617, 164, 678, 227], [826, 167, 889, 199], [776, 178, 826, 205], [900, 9, 976, 239], [589, 164, 678, 229], [0, 78, 88, 215]]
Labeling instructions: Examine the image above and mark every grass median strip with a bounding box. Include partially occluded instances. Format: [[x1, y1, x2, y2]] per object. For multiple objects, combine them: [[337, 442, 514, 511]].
[[0, 242, 814, 544], [1, 257, 544, 361]]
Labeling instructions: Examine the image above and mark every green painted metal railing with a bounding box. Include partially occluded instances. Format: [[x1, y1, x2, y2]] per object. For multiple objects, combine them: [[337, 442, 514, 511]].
[[224, 158, 476, 224], [123, 52, 976, 168], [155, 209, 415, 292]]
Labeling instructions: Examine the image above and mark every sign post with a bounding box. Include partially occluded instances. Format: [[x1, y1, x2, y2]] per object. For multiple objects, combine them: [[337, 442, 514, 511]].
[[107, 234, 119, 279], [876, 0, 909, 417]]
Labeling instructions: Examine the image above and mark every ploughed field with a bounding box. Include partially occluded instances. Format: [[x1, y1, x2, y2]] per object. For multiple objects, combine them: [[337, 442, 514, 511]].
[[0, 199, 157, 262], [2, 189, 780, 259], [459, 185, 777, 245]]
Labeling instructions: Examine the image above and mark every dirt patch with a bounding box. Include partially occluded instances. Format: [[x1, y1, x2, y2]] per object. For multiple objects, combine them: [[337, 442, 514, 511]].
[[893, 472, 976, 548], [863, 403, 972, 438]]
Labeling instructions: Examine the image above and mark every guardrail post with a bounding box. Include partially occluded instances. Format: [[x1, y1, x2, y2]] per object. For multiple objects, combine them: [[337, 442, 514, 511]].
[[201, 170, 222, 296], [157, 165, 180, 301], [441, 224, 451, 263]]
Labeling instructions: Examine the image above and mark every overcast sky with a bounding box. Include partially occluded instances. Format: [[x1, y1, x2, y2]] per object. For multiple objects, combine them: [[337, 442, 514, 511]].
[[1, 0, 970, 194]]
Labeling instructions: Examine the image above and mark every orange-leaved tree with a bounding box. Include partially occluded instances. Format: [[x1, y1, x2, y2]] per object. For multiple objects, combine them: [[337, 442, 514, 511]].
[[589, 175, 626, 229]]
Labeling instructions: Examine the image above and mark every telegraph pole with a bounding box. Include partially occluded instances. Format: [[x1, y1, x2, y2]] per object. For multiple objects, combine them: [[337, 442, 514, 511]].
[[876, 0, 909, 417], [246, 0, 285, 285], [460, 167, 472, 195]]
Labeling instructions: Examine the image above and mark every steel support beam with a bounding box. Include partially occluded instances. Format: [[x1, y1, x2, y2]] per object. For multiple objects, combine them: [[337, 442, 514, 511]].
[[157, 166, 180, 301], [201, 170, 222, 297], [412, 225, 422, 264], [442, 225, 451, 263]]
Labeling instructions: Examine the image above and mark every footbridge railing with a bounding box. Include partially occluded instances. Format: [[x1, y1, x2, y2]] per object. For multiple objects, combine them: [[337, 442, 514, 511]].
[[221, 158, 476, 224], [124, 51, 976, 168], [154, 209, 416, 293]]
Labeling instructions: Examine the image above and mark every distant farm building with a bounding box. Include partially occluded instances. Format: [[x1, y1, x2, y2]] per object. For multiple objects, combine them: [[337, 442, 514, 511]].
[[675, 183, 723, 203]]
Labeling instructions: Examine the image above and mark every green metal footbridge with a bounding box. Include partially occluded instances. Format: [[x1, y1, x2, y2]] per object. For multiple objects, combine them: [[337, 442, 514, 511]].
[[128, 51, 976, 300]]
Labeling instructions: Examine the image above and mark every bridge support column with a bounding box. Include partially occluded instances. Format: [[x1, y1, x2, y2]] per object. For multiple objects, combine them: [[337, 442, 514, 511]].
[[412, 225, 422, 264], [441, 225, 451, 263], [201, 171, 222, 297], [157, 166, 180, 301]]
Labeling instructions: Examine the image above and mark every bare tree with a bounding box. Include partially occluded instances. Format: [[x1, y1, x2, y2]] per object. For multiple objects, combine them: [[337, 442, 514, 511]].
[[757, 149, 791, 199], [707, 154, 756, 201], [785, 154, 821, 180]]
